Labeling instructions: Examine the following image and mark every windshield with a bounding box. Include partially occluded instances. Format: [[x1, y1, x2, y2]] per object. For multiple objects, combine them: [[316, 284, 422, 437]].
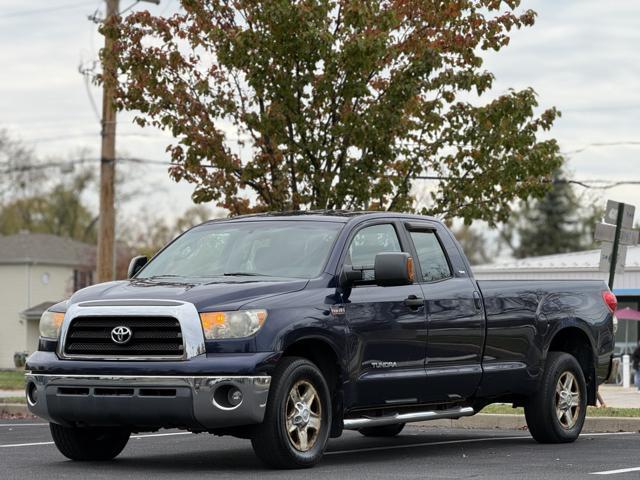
[[137, 220, 343, 280]]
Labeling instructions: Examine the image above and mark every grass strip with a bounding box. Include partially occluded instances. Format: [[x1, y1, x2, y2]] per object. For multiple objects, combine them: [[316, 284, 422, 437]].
[[482, 404, 640, 418], [0, 370, 24, 390]]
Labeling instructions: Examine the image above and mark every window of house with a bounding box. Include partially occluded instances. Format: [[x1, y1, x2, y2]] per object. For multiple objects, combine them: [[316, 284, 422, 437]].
[[73, 270, 94, 291]]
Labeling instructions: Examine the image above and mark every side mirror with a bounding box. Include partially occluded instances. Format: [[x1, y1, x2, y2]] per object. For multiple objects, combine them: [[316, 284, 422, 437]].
[[374, 252, 414, 287], [128, 255, 148, 279], [339, 265, 363, 288]]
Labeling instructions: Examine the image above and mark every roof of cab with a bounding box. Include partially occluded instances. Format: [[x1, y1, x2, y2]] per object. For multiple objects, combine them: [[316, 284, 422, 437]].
[[202, 210, 440, 225]]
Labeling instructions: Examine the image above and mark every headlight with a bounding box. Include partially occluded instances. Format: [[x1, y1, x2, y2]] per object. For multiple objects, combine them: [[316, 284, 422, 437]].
[[200, 309, 267, 339], [39, 310, 65, 339]]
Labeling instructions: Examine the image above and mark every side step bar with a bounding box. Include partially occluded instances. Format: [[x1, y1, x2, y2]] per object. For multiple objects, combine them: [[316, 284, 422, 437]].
[[343, 406, 474, 430]]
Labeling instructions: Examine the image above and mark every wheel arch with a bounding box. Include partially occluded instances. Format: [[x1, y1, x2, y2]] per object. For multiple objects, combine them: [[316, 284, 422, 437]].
[[545, 325, 597, 405], [280, 335, 345, 437]]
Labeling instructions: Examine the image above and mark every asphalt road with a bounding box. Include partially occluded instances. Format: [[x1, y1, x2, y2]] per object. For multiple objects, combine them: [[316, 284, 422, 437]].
[[1, 421, 639, 479]]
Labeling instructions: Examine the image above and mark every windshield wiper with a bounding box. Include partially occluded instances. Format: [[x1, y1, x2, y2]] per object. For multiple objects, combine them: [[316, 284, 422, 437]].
[[222, 272, 270, 277], [142, 274, 183, 279]]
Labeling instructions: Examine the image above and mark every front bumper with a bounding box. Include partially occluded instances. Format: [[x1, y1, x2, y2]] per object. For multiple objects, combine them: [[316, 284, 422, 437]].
[[25, 373, 271, 430]]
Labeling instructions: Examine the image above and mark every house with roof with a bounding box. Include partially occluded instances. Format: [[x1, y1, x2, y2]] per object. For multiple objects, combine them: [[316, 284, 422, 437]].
[[474, 246, 640, 355], [0, 233, 95, 369]]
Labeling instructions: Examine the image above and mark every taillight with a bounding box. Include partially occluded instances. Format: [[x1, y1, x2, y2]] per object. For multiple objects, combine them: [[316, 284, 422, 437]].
[[602, 290, 617, 313]]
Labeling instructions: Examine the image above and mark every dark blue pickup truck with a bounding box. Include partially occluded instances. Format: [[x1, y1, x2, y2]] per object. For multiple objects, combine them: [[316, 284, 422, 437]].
[[25, 211, 616, 468]]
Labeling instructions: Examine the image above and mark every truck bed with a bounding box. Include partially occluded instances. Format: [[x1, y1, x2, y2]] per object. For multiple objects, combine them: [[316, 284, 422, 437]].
[[476, 279, 614, 398]]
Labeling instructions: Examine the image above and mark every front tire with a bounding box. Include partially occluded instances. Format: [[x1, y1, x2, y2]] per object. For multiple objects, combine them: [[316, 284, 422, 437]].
[[359, 423, 405, 437], [251, 357, 332, 469], [524, 352, 587, 443], [50, 423, 130, 461]]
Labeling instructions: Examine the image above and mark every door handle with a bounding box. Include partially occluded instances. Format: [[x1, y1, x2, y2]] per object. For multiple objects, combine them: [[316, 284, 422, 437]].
[[404, 295, 424, 309], [473, 291, 482, 311]]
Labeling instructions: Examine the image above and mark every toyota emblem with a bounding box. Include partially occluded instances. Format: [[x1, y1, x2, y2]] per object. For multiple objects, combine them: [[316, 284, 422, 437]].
[[111, 326, 133, 345]]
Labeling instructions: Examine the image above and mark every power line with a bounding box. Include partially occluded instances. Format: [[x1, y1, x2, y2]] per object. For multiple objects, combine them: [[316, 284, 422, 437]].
[[0, 157, 174, 175], [79, 60, 101, 124], [119, 0, 141, 15], [3, 159, 640, 191], [22, 131, 170, 144], [562, 141, 640, 155], [413, 175, 640, 190], [160, 0, 176, 16], [8, 122, 640, 157], [0, 1, 96, 19]]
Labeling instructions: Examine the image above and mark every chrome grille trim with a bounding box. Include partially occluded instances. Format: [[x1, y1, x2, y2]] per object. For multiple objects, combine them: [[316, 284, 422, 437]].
[[57, 300, 206, 361]]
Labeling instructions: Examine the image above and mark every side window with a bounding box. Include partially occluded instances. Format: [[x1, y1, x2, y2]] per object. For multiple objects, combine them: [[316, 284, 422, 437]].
[[409, 230, 452, 282], [346, 224, 401, 280]]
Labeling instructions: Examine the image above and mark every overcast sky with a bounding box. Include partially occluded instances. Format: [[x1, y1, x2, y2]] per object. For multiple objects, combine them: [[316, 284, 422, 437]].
[[1, 0, 639, 225]]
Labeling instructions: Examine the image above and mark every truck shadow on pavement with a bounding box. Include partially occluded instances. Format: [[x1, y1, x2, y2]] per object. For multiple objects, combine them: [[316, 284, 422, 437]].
[[43, 431, 539, 475]]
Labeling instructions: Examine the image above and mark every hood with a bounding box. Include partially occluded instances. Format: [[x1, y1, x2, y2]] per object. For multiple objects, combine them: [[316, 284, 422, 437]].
[[69, 277, 309, 311]]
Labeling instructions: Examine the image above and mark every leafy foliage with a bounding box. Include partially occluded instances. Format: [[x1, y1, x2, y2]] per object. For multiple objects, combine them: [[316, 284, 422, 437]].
[[451, 223, 494, 265], [122, 205, 219, 258], [105, 0, 562, 223], [0, 129, 42, 202], [0, 170, 98, 243], [503, 169, 603, 258]]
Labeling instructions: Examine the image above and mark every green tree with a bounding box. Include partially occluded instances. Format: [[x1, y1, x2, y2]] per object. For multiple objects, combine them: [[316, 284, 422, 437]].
[[0, 129, 44, 202], [123, 205, 219, 258], [104, 0, 561, 223], [0, 170, 98, 243], [504, 171, 602, 259], [451, 224, 493, 265]]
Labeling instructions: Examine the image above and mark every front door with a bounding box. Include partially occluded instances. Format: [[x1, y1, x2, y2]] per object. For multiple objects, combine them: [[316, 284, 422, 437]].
[[341, 221, 428, 408]]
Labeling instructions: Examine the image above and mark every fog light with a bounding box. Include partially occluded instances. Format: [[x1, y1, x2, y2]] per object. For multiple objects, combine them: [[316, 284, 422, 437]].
[[228, 388, 243, 407], [212, 384, 244, 409], [26, 382, 38, 406]]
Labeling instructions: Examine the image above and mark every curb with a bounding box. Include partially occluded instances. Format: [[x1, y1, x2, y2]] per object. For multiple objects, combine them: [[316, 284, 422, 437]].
[[413, 413, 640, 433], [2, 406, 639, 432], [0, 403, 30, 417]]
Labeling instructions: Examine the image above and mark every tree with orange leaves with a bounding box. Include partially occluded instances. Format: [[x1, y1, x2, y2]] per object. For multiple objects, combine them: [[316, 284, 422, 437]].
[[104, 0, 561, 222]]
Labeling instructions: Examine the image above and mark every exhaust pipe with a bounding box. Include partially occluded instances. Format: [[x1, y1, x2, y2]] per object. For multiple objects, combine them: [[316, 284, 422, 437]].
[[343, 406, 474, 430]]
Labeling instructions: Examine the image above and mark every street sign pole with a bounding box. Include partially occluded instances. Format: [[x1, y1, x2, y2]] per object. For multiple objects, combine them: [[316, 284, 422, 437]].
[[608, 203, 625, 289]]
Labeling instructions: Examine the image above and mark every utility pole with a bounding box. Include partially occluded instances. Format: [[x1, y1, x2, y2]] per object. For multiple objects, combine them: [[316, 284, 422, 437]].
[[97, 0, 119, 283], [608, 205, 625, 289]]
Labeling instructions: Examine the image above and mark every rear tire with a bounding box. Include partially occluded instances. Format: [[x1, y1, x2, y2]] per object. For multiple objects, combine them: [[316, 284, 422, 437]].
[[524, 352, 587, 443], [50, 423, 130, 461], [251, 357, 331, 469], [359, 423, 405, 437]]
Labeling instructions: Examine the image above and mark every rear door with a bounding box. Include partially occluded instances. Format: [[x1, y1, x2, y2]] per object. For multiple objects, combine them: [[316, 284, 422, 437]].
[[403, 221, 485, 403], [340, 220, 428, 407]]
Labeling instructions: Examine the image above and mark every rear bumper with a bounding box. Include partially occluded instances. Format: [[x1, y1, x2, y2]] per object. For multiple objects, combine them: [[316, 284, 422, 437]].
[[25, 373, 271, 430]]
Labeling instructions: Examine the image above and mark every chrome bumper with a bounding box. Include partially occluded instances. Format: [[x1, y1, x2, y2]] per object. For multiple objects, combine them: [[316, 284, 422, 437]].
[[25, 374, 271, 430]]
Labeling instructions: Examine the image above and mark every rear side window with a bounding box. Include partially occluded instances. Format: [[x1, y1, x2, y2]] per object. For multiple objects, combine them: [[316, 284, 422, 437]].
[[346, 224, 401, 280], [409, 231, 452, 282]]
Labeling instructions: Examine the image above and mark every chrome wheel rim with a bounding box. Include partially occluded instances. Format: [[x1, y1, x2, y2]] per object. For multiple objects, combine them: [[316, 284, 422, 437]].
[[285, 380, 322, 452], [555, 371, 581, 429]]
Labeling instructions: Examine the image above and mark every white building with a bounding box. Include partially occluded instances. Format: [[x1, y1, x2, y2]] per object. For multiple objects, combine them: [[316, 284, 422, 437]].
[[474, 246, 640, 354], [0, 234, 94, 369]]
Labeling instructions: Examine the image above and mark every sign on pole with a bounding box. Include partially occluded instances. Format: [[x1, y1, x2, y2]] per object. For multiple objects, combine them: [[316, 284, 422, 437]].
[[605, 201, 635, 229], [598, 243, 628, 273], [596, 200, 638, 288], [594, 223, 640, 245]]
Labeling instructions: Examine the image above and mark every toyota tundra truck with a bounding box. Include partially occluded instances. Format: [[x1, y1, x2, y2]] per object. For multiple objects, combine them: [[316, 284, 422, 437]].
[[25, 211, 616, 469]]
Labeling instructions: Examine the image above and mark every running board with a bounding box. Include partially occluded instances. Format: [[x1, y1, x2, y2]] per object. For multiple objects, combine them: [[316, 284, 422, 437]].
[[343, 406, 475, 430]]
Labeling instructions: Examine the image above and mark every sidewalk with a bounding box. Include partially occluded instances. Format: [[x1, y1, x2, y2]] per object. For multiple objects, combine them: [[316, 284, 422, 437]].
[[599, 384, 640, 408], [1, 385, 639, 403], [0, 390, 22, 398]]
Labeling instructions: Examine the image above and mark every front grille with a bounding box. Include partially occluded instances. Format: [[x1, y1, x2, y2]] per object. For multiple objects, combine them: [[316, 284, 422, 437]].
[[64, 316, 184, 358]]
